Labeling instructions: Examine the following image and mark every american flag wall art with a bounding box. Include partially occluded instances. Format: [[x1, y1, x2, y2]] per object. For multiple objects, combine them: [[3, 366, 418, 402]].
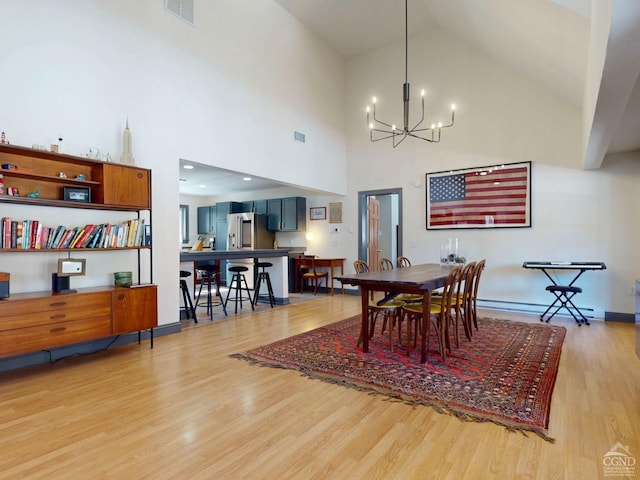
[[426, 162, 531, 229]]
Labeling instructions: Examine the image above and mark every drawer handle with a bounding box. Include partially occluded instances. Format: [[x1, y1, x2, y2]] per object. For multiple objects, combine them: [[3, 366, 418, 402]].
[[50, 327, 66, 333], [117, 294, 125, 301], [50, 302, 67, 307], [50, 314, 66, 320]]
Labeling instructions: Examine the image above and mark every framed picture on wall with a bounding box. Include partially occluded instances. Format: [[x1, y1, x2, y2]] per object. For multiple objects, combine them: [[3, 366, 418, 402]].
[[426, 161, 531, 229], [310, 206, 326, 220], [329, 202, 342, 223]]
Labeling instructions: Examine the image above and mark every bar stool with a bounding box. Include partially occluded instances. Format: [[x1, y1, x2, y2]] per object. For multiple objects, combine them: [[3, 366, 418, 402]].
[[253, 262, 275, 308], [195, 264, 227, 320], [179, 270, 197, 322], [225, 266, 254, 314]]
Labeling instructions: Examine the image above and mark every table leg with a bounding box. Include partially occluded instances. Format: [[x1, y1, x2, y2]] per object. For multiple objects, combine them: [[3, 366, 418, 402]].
[[360, 287, 370, 353], [330, 264, 334, 296]]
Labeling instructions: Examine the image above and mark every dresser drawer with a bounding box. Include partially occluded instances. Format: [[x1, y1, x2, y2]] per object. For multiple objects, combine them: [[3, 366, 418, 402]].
[[0, 291, 111, 317], [0, 292, 112, 330], [0, 303, 111, 331], [0, 316, 112, 358]]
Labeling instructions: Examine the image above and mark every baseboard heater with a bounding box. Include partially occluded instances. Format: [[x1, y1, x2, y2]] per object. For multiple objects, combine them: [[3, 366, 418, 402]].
[[476, 298, 599, 319]]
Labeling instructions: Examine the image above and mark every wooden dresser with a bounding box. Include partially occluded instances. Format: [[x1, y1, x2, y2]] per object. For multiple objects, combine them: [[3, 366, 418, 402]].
[[0, 285, 157, 359]]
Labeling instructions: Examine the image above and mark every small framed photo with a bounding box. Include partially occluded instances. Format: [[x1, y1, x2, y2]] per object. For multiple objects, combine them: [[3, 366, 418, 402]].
[[329, 202, 342, 224], [310, 206, 326, 221], [63, 186, 92, 203], [57, 258, 86, 276]]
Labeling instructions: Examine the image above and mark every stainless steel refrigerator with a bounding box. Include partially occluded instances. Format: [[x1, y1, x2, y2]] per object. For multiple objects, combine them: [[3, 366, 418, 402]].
[[227, 213, 275, 288]]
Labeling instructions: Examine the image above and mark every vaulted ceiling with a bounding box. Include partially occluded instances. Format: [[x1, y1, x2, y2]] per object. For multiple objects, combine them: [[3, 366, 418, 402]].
[[274, 0, 640, 169], [181, 0, 640, 196]]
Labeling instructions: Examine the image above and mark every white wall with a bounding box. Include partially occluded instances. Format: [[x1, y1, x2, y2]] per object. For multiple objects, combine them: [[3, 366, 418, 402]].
[[0, 0, 347, 326]]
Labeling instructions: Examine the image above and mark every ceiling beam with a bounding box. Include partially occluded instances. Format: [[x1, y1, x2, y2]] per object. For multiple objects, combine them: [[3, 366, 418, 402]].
[[583, 0, 640, 169]]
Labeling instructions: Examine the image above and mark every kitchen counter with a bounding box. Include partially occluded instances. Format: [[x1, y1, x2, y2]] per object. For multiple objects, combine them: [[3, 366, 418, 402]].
[[180, 249, 289, 262], [179, 249, 290, 307]]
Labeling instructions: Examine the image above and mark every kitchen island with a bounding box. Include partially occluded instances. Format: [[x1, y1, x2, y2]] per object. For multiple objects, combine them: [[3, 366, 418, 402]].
[[180, 249, 290, 306]]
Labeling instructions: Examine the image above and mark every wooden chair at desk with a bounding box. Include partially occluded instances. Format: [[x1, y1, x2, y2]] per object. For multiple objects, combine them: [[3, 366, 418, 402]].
[[298, 256, 328, 295], [296, 254, 315, 293]]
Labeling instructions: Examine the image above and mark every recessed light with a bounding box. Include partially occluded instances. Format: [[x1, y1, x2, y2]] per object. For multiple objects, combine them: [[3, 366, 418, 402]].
[[242, 177, 252, 181], [183, 165, 194, 170], [198, 184, 206, 188]]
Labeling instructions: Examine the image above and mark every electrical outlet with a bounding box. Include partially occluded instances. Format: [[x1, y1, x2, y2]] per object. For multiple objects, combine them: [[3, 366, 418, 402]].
[[627, 286, 635, 295]]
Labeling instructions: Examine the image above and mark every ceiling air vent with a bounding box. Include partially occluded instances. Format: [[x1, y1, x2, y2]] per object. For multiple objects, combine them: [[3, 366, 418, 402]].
[[165, 0, 194, 25], [294, 131, 306, 143]]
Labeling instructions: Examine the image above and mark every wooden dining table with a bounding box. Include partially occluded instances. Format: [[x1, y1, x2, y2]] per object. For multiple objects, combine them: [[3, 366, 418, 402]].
[[335, 263, 454, 363]]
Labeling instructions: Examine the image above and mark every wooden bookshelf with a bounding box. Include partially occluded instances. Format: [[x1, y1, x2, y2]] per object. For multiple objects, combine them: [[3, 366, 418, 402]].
[[0, 143, 149, 210], [0, 143, 156, 360]]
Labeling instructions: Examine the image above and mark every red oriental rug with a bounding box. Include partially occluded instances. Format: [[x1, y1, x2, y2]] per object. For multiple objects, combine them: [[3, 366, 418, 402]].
[[232, 316, 565, 442]]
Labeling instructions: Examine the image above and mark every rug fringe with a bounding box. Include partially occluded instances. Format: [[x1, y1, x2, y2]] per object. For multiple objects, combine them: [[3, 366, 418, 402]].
[[230, 353, 556, 443]]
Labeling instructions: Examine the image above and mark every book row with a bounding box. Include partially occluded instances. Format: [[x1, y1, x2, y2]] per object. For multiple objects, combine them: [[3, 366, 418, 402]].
[[1, 217, 151, 250]]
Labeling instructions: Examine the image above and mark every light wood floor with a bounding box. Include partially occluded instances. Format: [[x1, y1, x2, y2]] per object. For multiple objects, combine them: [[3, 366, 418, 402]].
[[0, 295, 638, 479]]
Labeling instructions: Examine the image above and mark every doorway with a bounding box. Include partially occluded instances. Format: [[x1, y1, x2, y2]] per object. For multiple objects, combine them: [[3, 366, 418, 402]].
[[358, 188, 402, 270]]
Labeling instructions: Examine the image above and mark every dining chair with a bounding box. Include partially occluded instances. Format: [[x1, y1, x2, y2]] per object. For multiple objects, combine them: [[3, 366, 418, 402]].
[[353, 260, 404, 352], [378, 257, 421, 343], [397, 256, 412, 268], [299, 256, 328, 295], [387, 258, 423, 307], [379, 258, 394, 271], [401, 265, 462, 361], [353, 259, 369, 274], [469, 259, 486, 331], [432, 261, 476, 346]]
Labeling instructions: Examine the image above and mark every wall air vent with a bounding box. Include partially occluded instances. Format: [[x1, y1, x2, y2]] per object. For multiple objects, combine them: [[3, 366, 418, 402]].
[[294, 131, 306, 143], [165, 0, 194, 25]]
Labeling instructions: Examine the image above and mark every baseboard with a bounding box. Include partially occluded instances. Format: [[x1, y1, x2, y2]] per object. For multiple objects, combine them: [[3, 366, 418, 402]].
[[476, 298, 604, 319], [604, 311, 635, 323], [0, 322, 182, 374]]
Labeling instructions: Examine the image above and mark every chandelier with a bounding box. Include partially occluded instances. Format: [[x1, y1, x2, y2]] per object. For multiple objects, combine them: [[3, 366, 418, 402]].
[[366, 0, 456, 148]]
